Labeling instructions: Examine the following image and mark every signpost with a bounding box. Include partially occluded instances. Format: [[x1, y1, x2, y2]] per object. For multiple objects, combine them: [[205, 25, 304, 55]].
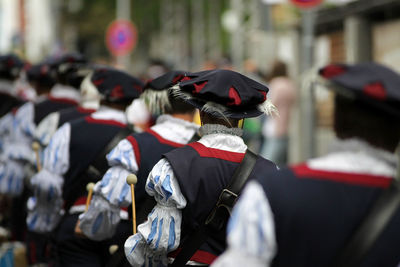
[[291, 0, 322, 160], [290, 0, 322, 9], [105, 19, 137, 57]]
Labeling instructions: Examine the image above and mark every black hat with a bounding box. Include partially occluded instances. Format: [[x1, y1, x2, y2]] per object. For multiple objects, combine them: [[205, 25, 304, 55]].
[[0, 54, 25, 80], [171, 69, 275, 119], [47, 53, 87, 69], [26, 62, 56, 88], [46, 53, 87, 81], [142, 70, 200, 114], [90, 68, 144, 104], [319, 62, 400, 118], [59, 63, 93, 89]]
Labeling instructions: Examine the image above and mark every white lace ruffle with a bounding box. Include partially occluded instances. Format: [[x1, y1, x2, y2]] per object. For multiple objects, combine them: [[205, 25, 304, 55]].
[[211, 181, 277, 267], [79, 194, 121, 241]]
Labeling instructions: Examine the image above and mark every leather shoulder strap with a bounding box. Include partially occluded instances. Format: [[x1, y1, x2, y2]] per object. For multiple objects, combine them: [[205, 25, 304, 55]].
[[333, 182, 400, 267]]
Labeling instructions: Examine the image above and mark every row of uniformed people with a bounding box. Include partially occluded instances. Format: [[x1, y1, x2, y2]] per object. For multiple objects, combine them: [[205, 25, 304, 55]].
[[0, 53, 148, 265], [1, 54, 400, 267], [76, 63, 400, 267]]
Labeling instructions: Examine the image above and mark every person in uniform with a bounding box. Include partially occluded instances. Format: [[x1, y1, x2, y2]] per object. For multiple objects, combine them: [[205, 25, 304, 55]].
[[34, 63, 98, 148], [77, 71, 199, 248], [212, 62, 400, 267], [124, 69, 278, 266], [26, 67, 144, 266], [0, 56, 87, 207]]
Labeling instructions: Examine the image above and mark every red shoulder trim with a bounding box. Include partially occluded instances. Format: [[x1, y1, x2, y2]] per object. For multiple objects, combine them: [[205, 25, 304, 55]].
[[147, 129, 184, 148], [188, 142, 245, 163], [48, 95, 79, 105], [126, 135, 141, 167], [168, 249, 217, 265], [291, 164, 392, 188], [77, 106, 96, 114], [85, 116, 126, 128]]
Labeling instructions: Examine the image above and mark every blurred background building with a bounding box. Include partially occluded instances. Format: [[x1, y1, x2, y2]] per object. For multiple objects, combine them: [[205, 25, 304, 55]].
[[0, 0, 399, 163]]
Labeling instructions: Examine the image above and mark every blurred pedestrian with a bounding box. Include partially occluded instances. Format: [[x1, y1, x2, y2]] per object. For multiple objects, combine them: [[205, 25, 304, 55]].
[[260, 60, 297, 165]]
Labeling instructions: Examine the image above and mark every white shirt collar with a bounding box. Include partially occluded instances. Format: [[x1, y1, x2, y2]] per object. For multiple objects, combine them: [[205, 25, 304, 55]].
[[151, 114, 199, 144], [308, 138, 397, 177], [50, 84, 81, 102], [198, 124, 247, 153], [90, 106, 127, 124]]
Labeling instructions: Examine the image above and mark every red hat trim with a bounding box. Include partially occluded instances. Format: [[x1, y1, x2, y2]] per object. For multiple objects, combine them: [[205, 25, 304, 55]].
[[363, 82, 387, 101], [321, 64, 346, 79], [227, 86, 242, 106]]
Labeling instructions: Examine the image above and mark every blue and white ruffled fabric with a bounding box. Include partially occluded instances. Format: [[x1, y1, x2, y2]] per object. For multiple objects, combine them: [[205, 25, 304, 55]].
[[124, 159, 186, 267], [124, 124, 246, 267], [0, 160, 25, 196], [0, 103, 36, 196], [27, 123, 71, 233], [34, 111, 60, 147], [0, 112, 13, 152], [210, 181, 277, 267], [79, 115, 199, 241]]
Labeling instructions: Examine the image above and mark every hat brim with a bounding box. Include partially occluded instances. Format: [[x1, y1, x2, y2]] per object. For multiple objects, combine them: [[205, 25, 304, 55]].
[[184, 98, 263, 119]]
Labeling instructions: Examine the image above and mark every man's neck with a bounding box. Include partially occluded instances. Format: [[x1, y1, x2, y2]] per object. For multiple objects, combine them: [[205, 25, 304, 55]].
[[171, 113, 194, 122]]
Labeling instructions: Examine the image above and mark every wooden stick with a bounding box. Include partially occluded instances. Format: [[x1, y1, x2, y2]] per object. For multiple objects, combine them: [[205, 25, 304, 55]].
[[85, 183, 95, 212], [32, 141, 41, 172], [74, 182, 96, 236], [126, 174, 138, 234], [109, 244, 119, 255]]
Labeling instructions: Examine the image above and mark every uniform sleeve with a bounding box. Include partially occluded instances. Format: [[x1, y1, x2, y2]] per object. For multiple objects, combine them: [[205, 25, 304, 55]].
[[0, 160, 25, 196], [26, 123, 71, 233], [210, 181, 277, 267], [1, 103, 36, 163], [79, 137, 140, 240], [42, 123, 71, 174], [0, 112, 13, 150], [106, 138, 140, 173], [124, 158, 187, 267], [14, 102, 35, 138], [34, 111, 60, 146], [79, 166, 132, 240]]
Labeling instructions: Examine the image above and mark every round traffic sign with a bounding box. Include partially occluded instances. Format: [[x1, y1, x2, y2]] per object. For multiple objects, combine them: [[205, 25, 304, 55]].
[[106, 20, 138, 56], [290, 0, 323, 8]]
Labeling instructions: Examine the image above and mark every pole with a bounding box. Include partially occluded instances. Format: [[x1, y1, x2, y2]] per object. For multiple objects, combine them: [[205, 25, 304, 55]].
[[126, 174, 138, 234], [116, 0, 131, 70], [300, 8, 316, 161]]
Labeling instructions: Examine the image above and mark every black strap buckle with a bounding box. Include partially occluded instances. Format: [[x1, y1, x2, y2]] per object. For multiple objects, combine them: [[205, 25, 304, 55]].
[[205, 189, 238, 230]]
